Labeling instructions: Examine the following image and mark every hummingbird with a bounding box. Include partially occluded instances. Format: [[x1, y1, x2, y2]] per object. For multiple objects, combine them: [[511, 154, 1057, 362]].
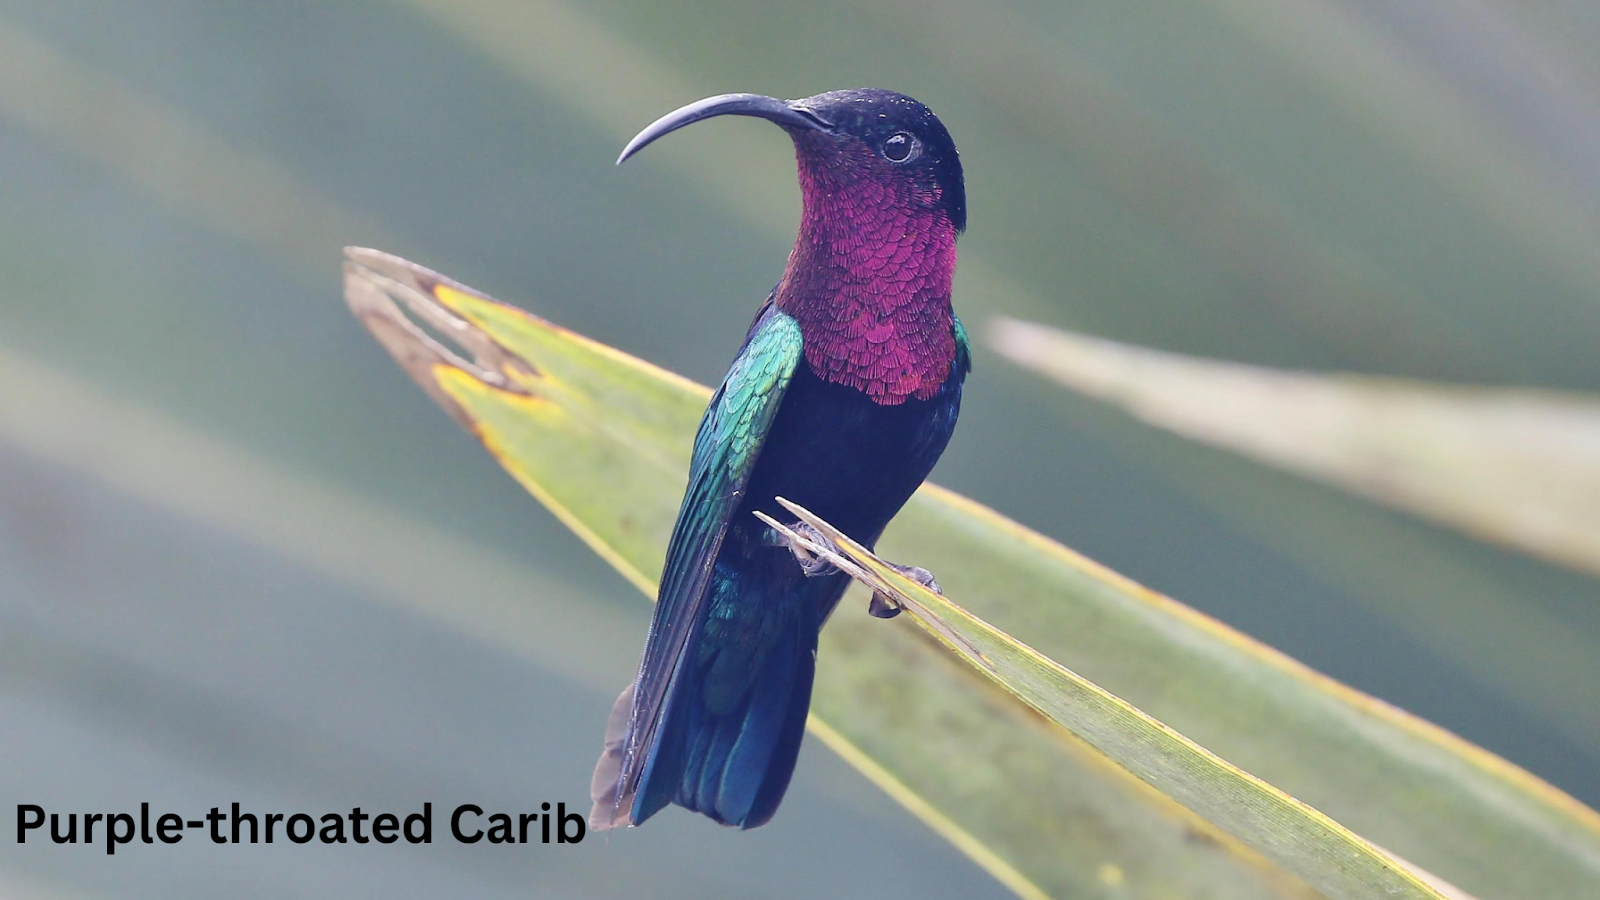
[[591, 89, 968, 830]]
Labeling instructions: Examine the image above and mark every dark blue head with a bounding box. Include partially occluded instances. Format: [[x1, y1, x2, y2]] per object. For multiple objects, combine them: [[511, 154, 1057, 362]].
[[619, 88, 965, 233]]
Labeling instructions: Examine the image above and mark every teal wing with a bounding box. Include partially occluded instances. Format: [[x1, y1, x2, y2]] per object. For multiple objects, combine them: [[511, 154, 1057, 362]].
[[952, 313, 973, 379], [591, 302, 804, 826]]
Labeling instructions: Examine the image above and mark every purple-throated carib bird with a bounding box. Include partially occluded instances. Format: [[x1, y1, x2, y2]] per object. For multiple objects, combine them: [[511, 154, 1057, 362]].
[[591, 89, 968, 830]]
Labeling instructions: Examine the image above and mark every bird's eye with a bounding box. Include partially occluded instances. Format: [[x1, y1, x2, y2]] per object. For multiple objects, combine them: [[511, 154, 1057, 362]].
[[882, 132, 918, 163]]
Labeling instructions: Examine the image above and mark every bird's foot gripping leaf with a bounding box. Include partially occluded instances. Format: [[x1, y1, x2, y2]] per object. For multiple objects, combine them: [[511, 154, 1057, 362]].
[[761, 521, 840, 578], [756, 504, 943, 619], [868, 564, 942, 619]]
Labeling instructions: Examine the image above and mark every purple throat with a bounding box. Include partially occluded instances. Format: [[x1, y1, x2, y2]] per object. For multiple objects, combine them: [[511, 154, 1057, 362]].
[[775, 144, 959, 406]]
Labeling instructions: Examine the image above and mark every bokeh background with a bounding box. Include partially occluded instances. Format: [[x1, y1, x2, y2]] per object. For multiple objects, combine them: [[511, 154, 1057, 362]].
[[2, 1, 1598, 897]]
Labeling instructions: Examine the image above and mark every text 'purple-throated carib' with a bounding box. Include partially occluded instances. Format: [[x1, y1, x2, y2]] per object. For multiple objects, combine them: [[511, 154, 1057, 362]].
[[591, 89, 968, 830]]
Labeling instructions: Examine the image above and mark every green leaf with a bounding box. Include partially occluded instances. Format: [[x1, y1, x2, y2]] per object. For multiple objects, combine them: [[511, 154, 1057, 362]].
[[344, 248, 1600, 900], [759, 498, 1460, 900], [990, 317, 1600, 578]]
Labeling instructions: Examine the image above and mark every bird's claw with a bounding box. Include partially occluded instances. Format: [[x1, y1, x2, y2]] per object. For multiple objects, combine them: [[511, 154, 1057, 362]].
[[763, 521, 839, 578], [890, 563, 942, 594], [763, 518, 942, 618], [869, 563, 942, 619]]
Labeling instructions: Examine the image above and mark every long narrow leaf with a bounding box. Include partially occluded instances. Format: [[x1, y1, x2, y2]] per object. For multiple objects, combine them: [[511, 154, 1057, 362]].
[[759, 498, 1456, 900], [344, 248, 1600, 900], [990, 317, 1600, 577]]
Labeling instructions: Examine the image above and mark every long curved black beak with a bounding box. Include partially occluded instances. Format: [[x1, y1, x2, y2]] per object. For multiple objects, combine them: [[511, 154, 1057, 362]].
[[617, 93, 831, 165]]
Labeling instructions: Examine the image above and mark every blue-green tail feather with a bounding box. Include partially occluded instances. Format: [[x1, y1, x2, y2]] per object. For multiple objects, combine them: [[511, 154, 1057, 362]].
[[633, 559, 823, 829]]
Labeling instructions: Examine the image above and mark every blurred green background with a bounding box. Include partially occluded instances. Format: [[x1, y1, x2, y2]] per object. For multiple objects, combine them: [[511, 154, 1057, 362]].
[[1, 1, 1597, 897]]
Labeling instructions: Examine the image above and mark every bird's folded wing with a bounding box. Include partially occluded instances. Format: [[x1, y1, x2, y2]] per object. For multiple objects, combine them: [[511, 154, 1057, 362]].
[[593, 303, 804, 826]]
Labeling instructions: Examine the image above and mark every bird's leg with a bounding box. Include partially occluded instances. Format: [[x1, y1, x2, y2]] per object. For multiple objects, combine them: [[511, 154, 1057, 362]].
[[761, 521, 839, 578], [761, 518, 942, 620], [865, 592, 901, 619]]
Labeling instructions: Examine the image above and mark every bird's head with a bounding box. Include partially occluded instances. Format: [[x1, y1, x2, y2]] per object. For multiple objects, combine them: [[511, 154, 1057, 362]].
[[621, 89, 966, 403], [619, 89, 965, 235]]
